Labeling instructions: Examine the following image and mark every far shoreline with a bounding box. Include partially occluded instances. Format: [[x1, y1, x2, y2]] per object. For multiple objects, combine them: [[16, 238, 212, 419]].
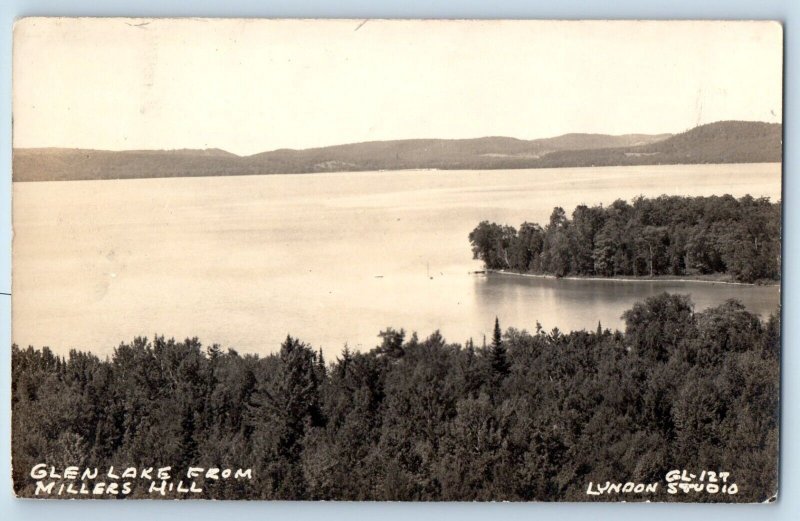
[[11, 161, 783, 183], [484, 269, 781, 287]]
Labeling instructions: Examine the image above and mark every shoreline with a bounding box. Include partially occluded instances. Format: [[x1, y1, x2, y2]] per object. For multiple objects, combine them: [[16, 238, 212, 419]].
[[12, 161, 782, 183], [485, 269, 780, 287]]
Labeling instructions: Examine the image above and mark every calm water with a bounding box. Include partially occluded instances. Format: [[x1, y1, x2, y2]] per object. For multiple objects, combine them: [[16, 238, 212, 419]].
[[13, 163, 781, 357]]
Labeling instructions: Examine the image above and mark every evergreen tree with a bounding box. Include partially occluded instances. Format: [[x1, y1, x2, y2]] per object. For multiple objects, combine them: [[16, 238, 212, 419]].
[[316, 347, 326, 377], [248, 335, 324, 498], [490, 317, 510, 376]]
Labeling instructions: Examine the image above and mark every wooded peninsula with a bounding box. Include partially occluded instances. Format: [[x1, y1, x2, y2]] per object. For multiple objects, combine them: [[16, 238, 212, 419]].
[[469, 195, 781, 284]]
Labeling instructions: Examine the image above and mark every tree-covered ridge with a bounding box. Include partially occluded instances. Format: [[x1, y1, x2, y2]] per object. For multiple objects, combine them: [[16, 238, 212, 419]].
[[469, 195, 781, 283], [12, 294, 779, 501], [13, 121, 780, 182]]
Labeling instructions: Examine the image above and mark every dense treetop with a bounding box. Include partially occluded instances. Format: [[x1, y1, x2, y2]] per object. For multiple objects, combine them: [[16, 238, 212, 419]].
[[13, 294, 779, 501]]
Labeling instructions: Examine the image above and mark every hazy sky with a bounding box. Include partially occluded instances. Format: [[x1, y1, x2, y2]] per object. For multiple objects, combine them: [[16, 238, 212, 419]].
[[13, 18, 783, 156]]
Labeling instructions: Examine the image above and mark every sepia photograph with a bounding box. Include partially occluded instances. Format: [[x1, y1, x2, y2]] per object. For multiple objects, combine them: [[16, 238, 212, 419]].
[[10, 18, 782, 501]]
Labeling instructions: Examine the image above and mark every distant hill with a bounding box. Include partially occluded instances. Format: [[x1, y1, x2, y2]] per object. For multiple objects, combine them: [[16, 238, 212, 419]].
[[536, 121, 783, 168], [12, 148, 247, 182], [12, 121, 781, 182]]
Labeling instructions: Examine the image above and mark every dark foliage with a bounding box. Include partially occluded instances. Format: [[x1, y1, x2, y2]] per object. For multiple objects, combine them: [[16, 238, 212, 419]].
[[469, 195, 781, 283], [12, 295, 778, 501]]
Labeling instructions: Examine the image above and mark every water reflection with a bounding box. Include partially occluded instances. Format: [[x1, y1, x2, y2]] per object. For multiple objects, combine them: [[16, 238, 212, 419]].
[[473, 273, 779, 336]]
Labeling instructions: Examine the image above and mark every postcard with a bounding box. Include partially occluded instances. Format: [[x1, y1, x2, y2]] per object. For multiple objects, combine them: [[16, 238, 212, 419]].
[[11, 18, 782, 501]]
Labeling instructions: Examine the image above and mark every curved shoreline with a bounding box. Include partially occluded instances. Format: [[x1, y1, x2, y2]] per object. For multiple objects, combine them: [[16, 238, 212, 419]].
[[485, 269, 780, 287]]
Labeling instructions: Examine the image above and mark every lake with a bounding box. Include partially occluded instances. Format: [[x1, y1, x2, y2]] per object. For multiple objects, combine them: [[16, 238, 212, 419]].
[[12, 163, 781, 357]]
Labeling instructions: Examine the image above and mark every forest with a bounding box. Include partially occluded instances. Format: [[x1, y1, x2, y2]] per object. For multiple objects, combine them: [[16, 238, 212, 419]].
[[468, 195, 781, 283], [12, 294, 779, 501]]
